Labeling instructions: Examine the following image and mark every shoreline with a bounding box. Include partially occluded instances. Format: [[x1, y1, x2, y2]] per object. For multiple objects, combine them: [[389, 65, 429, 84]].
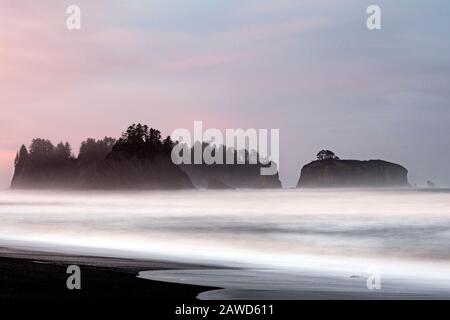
[[0, 248, 217, 300], [1, 188, 450, 300], [2, 247, 450, 300]]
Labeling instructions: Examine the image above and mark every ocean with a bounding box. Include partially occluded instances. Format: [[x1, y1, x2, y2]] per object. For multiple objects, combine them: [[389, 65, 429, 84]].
[[1, 188, 450, 298]]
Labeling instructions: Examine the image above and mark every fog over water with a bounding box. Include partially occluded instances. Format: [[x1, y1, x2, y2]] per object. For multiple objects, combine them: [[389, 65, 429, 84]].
[[1, 189, 450, 297]]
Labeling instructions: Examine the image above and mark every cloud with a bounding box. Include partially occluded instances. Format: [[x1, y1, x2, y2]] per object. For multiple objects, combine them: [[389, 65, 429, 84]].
[[0, 0, 450, 188], [223, 18, 329, 43], [236, 0, 329, 16], [163, 52, 243, 71]]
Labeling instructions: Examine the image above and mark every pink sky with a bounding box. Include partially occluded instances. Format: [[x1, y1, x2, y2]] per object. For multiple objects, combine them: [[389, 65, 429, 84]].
[[0, 1, 333, 188], [1, 1, 450, 188]]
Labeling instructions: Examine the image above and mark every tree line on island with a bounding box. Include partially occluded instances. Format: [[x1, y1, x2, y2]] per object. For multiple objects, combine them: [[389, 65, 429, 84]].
[[12, 123, 411, 190], [12, 124, 281, 190]]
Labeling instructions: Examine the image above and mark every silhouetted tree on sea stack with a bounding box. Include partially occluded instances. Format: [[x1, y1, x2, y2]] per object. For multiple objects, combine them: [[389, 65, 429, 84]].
[[86, 123, 192, 189], [14, 145, 29, 167], [55, 142, 73, 160], [78, 137, 116, 165], [317, 150, 339, 161], [11, 139, 76, 188], [163, 136, 175, 149], [112, 123, 174, 159], [13, 145, 30, 182]]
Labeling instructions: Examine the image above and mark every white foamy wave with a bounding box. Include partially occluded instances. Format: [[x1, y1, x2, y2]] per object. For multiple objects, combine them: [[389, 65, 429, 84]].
[[1, 189, 450, 282]]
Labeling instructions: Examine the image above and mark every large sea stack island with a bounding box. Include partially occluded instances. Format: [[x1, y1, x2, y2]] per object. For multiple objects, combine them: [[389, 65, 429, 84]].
[[297, 150, 409, 188], [11, 124, 193, 190], [10, 123, 282, 190]]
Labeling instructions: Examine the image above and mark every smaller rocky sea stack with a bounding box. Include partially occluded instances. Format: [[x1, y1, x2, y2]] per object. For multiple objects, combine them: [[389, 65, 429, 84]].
[[297, 150, 409, 188]]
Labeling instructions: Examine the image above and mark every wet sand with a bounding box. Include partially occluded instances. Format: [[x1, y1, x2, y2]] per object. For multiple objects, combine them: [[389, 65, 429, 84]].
[[0, 248, 216, 300], [2, 247, 450, 300]]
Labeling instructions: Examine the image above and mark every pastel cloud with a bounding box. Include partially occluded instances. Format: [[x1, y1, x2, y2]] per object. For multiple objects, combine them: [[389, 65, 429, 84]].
[[0, 0, 449, 188]]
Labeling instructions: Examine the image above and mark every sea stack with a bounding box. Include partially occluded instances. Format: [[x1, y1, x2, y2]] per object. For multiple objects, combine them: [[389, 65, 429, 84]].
[[297, 150, 409, 188]]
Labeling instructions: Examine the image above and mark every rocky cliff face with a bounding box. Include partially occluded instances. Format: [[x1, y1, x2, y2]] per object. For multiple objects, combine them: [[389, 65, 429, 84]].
[[297, 159, 408, 188]]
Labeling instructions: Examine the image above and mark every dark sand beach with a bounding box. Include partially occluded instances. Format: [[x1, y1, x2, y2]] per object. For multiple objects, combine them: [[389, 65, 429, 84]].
[[0, 248, 215, 300], [3, 247, 450, 301]]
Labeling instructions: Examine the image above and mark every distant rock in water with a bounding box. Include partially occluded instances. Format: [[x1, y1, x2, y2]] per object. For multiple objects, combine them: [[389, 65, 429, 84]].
[[182, 163, 282, 189], [297, 151, 408, 188], [179, 142, 282, 189], [427, 180, 436, 188]]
